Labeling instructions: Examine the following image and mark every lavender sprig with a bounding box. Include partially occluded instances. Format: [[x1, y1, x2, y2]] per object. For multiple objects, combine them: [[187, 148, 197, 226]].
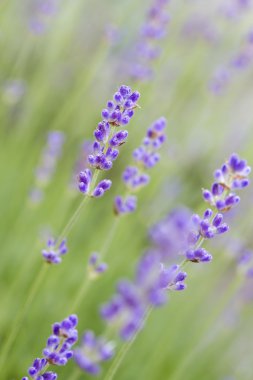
[[130, 0, 170, 82], [78, 85, 140, 198], [74, 331, 114, 375], [114, 117, 167, 215], [29, 131, 65, 205], [210, 31, 253, 94], [22, 315, 78, 380]]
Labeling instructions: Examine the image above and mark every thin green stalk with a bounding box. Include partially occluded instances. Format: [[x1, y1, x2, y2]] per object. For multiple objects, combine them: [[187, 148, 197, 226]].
[[0, 264, 48, 371], [100, 217, 121, 259], [103, 306, 153, 380], [69, 276, 91, 314]]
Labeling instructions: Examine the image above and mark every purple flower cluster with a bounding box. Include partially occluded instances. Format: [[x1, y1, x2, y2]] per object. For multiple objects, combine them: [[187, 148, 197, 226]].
[[42, 238, 68, 264], [210, 31, 253, 94], [150, 154, 249, 264], [114, 117, 167, 215], [69, 140, 93, 191], [78, 85, 140, 198], [238, 249, 253, 278], [100, 250, 187, 341], [29, 131, 65, 205], [88, 253, 108, 279], [202, 153, 250, 211], [29, 0, 59, 35], [74, 331, 114, 375], [22, 315, 78, 380], [131, 0, 170, 81], [220, 0, 252, 19]]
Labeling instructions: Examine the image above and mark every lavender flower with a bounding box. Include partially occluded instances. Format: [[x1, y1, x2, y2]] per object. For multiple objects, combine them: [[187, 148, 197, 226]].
[[42, 238, 68, 264], [29, 0, 59, 35], [238, 249, 253, 278], [114, 117, 167, 215], [92, 180, 112, 198], [149, 207, 192, 262], [23, 315, 78, 380], [189, 209, 229, 241], [74, 331, 114, 375], [101, 250, 187, 340], [210, 31, 253, 94], [78, 85, 140, 198], [88, 253, 108, 279], [69, 140, 93, 191], [22, 358, 57, 380], [202, 153, 250, 212], [130, 0, 170, 81], [29, 131, 65, 204]]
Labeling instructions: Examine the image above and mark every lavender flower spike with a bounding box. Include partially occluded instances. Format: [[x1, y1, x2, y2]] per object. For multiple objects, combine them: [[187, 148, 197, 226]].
[[74, 331, 114, 375], [114, 117, 167, 215], [78, 85, 140, 198], [23, 315, 78, 380], [42, 238, 68, 264], [202, 153, 250, 212], [88, 252, 108, 279]]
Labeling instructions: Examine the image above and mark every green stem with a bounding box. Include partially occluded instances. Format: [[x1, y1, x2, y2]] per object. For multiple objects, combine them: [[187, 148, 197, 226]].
[[0, 264, 48, 371], [103, 307, 153, 380], [69, 275, 91, 314], [100, 217, 120, 259], [57, 169, 99, 244]]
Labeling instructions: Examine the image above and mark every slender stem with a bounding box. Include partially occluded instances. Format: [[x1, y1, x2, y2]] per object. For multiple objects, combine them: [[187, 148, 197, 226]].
[[0, 264, 48, 371], [69, 275, 91, 314], [103, 307, 153, 380], [57, 196, 89, 243], [100, 217, 120, 259], [57, 169, 100, 244]]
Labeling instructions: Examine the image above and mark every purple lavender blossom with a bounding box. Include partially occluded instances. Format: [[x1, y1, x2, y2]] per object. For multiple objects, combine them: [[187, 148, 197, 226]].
[[210, 31, 253, 94], [202, 153, 250, 212], [92, 179, 112, 198], [114, 117, 167, 215], [22, 358, 57, 380], [74, 331, 114, 375], [29, 131, 65, 204], [130, 0, 170, 81], [43, 315, 78, 365], [78, 85, 140, 198], [29, 0, 59, 35], [88, 253, 108, 279], [238, 249, 253, 278], [70, 140, 93, 191], [101, 250, 187, 340], [189, 209, 229, 242], [42, 238, 68, 264], [2, 79, 26, 105], [149, 207, 193, 262], [23, 315, 78, 379], [114, 195, 137, 215]]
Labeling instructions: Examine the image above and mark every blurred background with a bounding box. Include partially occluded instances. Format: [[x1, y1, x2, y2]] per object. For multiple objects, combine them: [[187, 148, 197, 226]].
[[0, 0, 253, 379]]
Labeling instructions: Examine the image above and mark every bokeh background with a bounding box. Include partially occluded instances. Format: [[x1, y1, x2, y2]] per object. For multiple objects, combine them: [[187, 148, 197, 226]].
[[1, 0, 253, 379]]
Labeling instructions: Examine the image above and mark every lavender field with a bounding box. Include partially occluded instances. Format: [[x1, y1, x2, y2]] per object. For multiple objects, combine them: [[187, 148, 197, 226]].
[[1, 1, 253, 379]]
